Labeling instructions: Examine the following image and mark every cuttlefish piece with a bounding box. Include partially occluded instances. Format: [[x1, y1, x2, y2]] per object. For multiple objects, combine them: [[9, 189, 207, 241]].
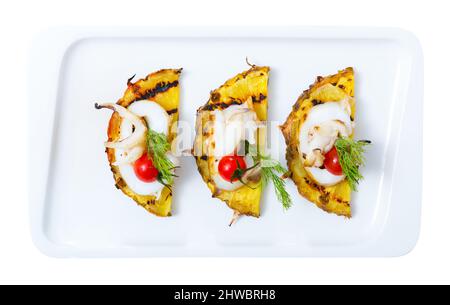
[[95, 102, 148, 165]]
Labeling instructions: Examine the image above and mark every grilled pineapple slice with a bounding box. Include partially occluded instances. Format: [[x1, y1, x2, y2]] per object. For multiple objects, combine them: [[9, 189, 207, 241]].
[[280, 67, 355, 217], [193, 66, 270, 217], [106, 69, 182, 217]]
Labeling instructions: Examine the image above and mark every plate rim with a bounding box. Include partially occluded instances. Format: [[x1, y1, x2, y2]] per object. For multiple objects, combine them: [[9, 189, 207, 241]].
[[28, 26, 423, 258]]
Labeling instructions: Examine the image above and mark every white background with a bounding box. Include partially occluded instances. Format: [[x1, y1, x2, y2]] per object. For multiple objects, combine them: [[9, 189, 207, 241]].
[[0, 0, 447, 284]]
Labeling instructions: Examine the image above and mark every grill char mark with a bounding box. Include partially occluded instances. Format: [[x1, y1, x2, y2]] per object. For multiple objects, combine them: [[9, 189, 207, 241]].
[[311, 99, 323, 106], [202, 92, 266, 112], [139, 80, 179, 100], [303, 177, 349, 206], [167, 108, 178, 115], [201, 99, 243, 111], [252, 93, 267, 104]]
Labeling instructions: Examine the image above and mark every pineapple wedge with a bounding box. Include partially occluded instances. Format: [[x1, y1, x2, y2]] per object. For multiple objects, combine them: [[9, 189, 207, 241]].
[[106, 69, 182, 217], [193, 65, 270, 217], [280, 67, 355, 217]]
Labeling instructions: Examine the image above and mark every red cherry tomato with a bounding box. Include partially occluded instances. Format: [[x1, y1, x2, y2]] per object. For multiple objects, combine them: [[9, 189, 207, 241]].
[[324, 146, 343, 176], [218, 155, 247, 182], [133, 153, 159, 182]]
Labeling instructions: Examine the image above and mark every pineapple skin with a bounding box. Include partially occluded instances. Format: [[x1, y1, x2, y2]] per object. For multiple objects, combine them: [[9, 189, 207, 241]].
[[193, 66, 270, 217], [106, 69, 182, 217], [280, 67, 354, 217]]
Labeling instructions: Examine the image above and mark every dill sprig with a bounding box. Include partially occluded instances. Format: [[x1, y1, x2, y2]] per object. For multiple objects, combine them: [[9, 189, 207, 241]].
[[245, 141, 293, 210], [146, 128, 176, 186], [334, 136, 371, 191], [261, 162, 292, 210]]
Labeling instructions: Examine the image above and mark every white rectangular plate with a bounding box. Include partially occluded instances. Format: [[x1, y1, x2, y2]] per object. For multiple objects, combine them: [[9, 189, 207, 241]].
[[29, 27, 423, 257]]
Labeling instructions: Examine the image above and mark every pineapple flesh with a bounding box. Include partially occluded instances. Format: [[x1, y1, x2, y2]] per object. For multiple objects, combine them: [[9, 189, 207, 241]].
[[280, 67, 355, 217], [193, 66, 270, 217], [106, 69, 182, 217]]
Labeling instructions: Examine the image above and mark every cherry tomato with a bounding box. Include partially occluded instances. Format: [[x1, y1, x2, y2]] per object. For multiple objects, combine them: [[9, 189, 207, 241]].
[[324, 146, 343, 176], [133, 153, 159, 182], [218, 155, 247, 182]]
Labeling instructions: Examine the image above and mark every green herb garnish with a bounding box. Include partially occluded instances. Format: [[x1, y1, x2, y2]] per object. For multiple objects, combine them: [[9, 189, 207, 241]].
[[334, 136, 371, 191], [259, 155, 292, 210], [146, 128, 177, 186], [240, 140, 293, 210]]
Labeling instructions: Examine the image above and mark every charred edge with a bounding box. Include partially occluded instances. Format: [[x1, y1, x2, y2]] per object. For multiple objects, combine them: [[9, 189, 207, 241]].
[[202, 104, 214, 111], [335, 197, 350, 206], [146, 200, 156, 206], [127, 74, 136, 85], [236, 64, 265, 81], [319, 192, 330, 205], [229, 100, 242, 106], [311, 99, 323, 106], [221, 100, 241, 108], [304, 177, 325, 193], [210, 92, 221, 103], [202, 99, 242, 111], [205, 67, 266, 102], [140, 80, 179, 99], [297, 70, 351, 105], [252, 93, 266, 104], [115, 178, 126, 189], [167, 108, 178, 115], [141, 68, 182, 82]]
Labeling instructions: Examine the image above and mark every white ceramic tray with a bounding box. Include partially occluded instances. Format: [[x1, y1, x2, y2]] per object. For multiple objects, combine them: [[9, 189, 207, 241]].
[[29, 27, 423, 257]]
